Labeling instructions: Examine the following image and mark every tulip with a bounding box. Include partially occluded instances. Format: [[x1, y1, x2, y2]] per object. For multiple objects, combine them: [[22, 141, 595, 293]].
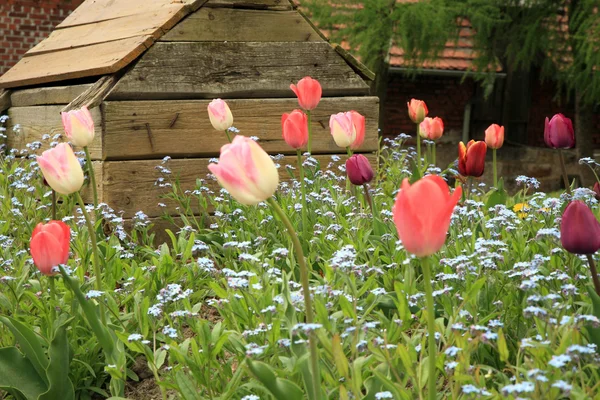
[[458, 140, 487, 178], [30, 220, 70, 276], [329, 112, 357, 148], [61, 106, 95, 147], [594, 182, 600, 201], [407, 99, 428, 124], [282, 110, 308, 150], [560, 200, 600, 254], [419, 117, 444, 140], [544, 113, 574, 149], [349, 110, 366, 150], [485, 124, 504, 149], [208, 136, 279, 205], [37, 143, 85, 195], [290, 77, 322, 111], [207, 99, 234, 132], [346, 154, 374, 186]]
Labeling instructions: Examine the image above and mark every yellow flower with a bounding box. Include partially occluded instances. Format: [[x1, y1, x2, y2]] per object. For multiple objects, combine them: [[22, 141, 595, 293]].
[[513, 203, 530, 219]]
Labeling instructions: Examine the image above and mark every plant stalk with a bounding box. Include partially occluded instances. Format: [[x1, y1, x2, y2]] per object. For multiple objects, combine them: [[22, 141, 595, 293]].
[[51, 190, 57, 220], [432, 142, 437, 166], [558, 149, 572, 195], [587, 254, 600, 296], [84, 146, 98, 210], [267, 198, 320, 400], [224, 129, 232, 143], [48, 276, 57, 329], [493, 148, 498, 188], [416, 124, 422, 170], [306, 110, 313, 155], [421, 256, 437, 400], [297, 149, 308, 239]]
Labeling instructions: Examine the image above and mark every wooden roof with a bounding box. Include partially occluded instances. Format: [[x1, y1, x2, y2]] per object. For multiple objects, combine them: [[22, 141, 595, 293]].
[[0, 0, 205, 89]]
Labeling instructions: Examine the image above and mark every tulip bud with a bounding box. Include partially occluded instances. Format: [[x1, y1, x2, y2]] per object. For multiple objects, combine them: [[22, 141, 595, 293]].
[[393, 175, 462, 257], [208, 99, 234, 131], [349, 110, 366, 150], [329, 112, 357, 148], [484, 124, 504, 149], [594, 182, 600, 201], [282, 110, 308, 150], [346, 154, 374, 185], [208, 136, 279, 205], [544, 113, 574, 149], [61, 106, 95, 147], [407, 99, 428, 124], [419, 117, 444, 140], [30, 220, 71, 275], [37, 143, 85, 195], [290, 77, 322, 111], [560, 200, 600, 254], [458, 140, 487, 178]]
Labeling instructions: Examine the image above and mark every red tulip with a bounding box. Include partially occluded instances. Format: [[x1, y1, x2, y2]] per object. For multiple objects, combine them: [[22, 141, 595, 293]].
[[30, 221, 71, 275], [458, 140, 487, 178], [393, 175, 462, 257], [544, 114, 574, 149], [290, 77, 322, 111], [485, 124, 504, 149], [282, 110, 308, 149], [407, 99, 428, 124], [349, 110, 366, 150], [593, 182, 600, 201], [346, 154, 374, 185], [560, 200, 600, 254], [419, 117, 444, 140]]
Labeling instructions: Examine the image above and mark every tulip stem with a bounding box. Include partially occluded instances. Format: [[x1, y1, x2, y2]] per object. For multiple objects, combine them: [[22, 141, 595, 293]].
[[224, 129, 232, 143], [297, 150, 309, 240], [83, 146, 98, 211], [48, 276, 57, 329], [432, 142, 437, 166], [306, 110, 313, 155], [51, 190, 57, 220], [421, 256, 437, 400], [267, 198, 321, 400], [74, 191, 105, 324], [416, 124, 422, 170], [586, 255, 600, 297], [362, 184, 373, 212], [493, 148, 498, 188], [346, 147, 353, 193], [558, 149, 572, 195]]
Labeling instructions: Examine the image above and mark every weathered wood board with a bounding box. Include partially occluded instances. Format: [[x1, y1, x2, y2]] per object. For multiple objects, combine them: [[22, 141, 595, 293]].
[[100, 153, 376, 218], [204, 0, 292, 10], [0, 90, 11, 113], [10, 84, 93, 107], [110, 41, 370, 100], [6, 106, 103, 159], [102, 96, 379, 159], [160, 8, 322, 42]]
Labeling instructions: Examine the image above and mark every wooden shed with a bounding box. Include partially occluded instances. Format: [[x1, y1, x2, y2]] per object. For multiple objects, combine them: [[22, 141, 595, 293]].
[[0, 0, 378, 228]]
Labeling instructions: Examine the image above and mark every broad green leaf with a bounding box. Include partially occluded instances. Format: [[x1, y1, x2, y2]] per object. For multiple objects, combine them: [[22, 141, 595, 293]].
[[332, 334, 349, 379], [585, 286, 600, 348], [246, 359, 304, 400], [39, 319, 75, 400], [486, 187, 507, 208], [175, 371, 202, 400], [497, 328, 509, 362], [0, 347, 47, 400]]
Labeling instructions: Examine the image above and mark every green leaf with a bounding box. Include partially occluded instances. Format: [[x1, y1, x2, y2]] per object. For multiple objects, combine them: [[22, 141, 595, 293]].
[[0, 347, 47, 400], [585, 286, 600, 348], [175, 371, 202, 400], [0, 316, 49, 384], [39, 319, 75, 400], [486, 187, 507, 208], [246, 359, 304, 400], [290, 338, 317, 400], [497, 328, 509, 362], [332, 334, 349, 379]]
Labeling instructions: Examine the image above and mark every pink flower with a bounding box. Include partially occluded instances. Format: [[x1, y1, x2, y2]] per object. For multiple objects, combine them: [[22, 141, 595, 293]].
[[349, 110, 366, 150], [208, 136, 279, 205], [544, 114, 574, 149], [419, 117, 444, 140], [407, 99, 428, 124], [329, 112, 356, 148], [36, 143, 85, 195], [561, 200, 600, 254], [282, 110, 308, 150], [484, 124, 504, 149], [290, 77, 322, 111], [30, 220, 70, 276], [61, 106, 95, 147], [346, 154, 374, 185], [208, 99, 234, 131]]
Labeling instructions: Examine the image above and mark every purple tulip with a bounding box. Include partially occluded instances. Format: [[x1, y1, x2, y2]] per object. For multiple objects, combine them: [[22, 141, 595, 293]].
[[346, 154, 374, 186], [594, 182, 600, 201], [561, 200, 600, 254], [544, 114, 575, 149]]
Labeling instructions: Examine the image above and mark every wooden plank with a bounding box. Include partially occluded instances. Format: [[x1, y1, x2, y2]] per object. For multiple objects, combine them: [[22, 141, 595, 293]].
[[0, 90, 11, 113], [62, 75, 120, 112], [110, 41, 369, 99], [0, 37, 152, 89], [160, 8, 322, 42], [6, 105, 103, 160], [102, 153, 377, 218], [28, 7, 183, 56], [204, 0, 292, 10], [102, 97, 379, 159], [10, 84, 93, 107]]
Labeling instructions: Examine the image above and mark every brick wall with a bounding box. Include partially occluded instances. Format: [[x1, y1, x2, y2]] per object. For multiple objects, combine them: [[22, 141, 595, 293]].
[[0, 0, 83, 75]]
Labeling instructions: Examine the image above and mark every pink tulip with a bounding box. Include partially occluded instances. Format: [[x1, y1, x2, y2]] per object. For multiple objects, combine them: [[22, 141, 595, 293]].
[[561, 200, 600, 254], [393, 175, 462, 257], [544, 114, 574, 149], [485, 124, 504, 149], [208, 99, 234, 131], [346, 154, 374, 185], [419, 117, 444, 140], [349, 111, 366, 150], [290, 77, 322, 111], [208, 136, 279, 205], [282, 110, 309, 150], [30, 220, 70, 276], [61, 106, 95, 147], [37, 143, 84, 195], [329, 112, 357, 148], [407, 99, 428, 124]]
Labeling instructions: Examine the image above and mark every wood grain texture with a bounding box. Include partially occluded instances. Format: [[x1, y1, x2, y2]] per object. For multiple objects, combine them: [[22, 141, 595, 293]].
[[160, 8, 322, 42], [10, 84, 93, 107], [204, 0, 292, 10], [6, 105, 103, 159], [0, 90, 11, 112], [101, 153, 377, 218], [110, 41, 369, 100], [102, 97, 379, 159], [62, 75, 120, 112], [0, 37, 153, 89]]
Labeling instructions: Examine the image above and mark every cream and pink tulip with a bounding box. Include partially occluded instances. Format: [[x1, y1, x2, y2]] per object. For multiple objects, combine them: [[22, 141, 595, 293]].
[[329, 112, 357, 148], [37, 143, 85, 195], [419, 117, 444, 140], [407, 99, 428, 124], [208, 99, 234, 132], [485, 124, 504, 149], [61, 106, 95, 147]]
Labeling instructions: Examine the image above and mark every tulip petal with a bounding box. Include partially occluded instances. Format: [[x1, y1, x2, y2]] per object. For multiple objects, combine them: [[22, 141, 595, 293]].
[[30, 231, 63, 275]]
